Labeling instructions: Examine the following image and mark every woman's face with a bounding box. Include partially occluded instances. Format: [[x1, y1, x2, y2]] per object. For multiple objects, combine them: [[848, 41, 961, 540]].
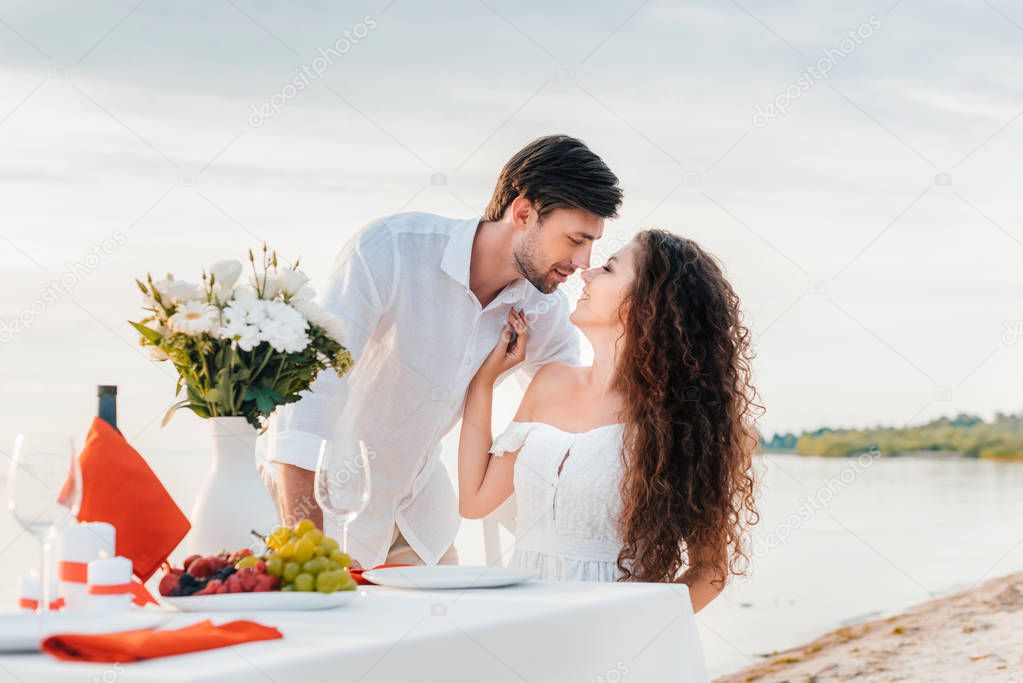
[[570, 240, 639, 329]]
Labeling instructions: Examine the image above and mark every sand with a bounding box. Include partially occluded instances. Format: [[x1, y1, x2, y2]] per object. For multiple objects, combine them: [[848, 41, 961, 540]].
[[715, 571, 1023, 682]]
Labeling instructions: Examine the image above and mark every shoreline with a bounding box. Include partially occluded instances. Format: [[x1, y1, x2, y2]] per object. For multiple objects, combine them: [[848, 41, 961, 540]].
[[714, 570, 1023, 682], [760, 449, 1023, 461]]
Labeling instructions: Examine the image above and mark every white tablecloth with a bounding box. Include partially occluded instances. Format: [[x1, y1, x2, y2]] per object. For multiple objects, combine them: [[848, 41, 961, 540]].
[[0, 580, 708, 682]]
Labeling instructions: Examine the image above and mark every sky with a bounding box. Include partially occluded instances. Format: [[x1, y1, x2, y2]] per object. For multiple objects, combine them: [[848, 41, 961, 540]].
[[0, 0, 1021, 456]]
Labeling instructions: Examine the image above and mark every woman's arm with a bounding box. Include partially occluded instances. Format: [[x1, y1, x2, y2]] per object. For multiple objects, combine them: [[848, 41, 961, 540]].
[[678, 543, 728, 612], [458, 309, 529, 519], [680, 568, 726, 613]]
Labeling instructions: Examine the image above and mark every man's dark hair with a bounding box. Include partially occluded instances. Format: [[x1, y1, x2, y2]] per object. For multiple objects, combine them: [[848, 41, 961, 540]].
[[483, 135, 623, 222]]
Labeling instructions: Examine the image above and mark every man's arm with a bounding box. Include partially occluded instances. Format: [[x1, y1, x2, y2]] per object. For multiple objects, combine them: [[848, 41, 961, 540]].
[[271, 221, 398, 530]]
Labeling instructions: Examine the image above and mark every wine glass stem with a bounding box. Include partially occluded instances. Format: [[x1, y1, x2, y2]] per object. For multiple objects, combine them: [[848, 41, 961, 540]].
[[40, 538, 53, 614], [342, 522, 349, 556]]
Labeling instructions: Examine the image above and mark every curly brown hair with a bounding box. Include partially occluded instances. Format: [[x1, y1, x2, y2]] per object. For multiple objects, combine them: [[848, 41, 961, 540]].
[[614, 229, 761, 586]]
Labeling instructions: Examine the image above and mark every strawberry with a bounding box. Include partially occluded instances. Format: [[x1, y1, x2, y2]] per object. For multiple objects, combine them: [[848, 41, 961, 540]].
[[188, 556, 229, 579], [252, 574, 278, 592], [226, 548, 252, 564], [158, 569, 183, 596]]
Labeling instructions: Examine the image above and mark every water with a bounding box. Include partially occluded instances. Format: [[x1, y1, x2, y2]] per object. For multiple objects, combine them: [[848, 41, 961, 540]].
[[1, 449, 1021, 678], [697, 452, 1023, 677]]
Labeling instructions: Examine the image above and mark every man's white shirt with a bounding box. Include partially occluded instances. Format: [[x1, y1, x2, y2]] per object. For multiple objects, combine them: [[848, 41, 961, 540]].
[[258, 212, 580, 567]]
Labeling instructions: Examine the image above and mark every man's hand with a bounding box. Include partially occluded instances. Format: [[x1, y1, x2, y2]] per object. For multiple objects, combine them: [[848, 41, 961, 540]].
[[276, 463, 323, 531]]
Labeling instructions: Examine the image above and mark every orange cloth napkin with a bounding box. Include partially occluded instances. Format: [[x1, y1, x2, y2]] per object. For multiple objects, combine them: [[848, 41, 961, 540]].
[[350, 563, 414, 585], [75, 417, 190, 582], [41, 619, 282, 662]]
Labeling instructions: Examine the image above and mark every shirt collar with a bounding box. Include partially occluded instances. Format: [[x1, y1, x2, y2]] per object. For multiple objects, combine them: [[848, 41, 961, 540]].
[[440, 216, 480, 289], [441, 216, 528, 305]]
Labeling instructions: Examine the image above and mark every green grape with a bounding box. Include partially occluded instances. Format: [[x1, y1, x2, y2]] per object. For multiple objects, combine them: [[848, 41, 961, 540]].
[[279, 541, 297, 560], [267, 527, 291, 550], [316, 570, 342, 593], [235, 556, 260, 570], [338, 570, 357, 591], [302, 529, 324, 544], [294, 519, 316, 536], [294, 537, 315, 564], [302, 557, 328, 575], [328, 550, 352, 568], [265, 555, 284, 577], [322, 560, 340, 572], [283, 561, 301, 582], [280, 583, 294, 592], [294, 573, 315, 592], [321, 537, 339, 552], [313, 544, 327, 557]]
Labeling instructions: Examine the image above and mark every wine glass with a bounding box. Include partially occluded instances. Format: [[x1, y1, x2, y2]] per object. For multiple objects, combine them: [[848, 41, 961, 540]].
[[315, 439, 371, 557], [8, 433, 81, 614]]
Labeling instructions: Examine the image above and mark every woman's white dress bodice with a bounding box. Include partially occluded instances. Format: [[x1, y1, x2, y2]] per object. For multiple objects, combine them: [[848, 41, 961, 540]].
[[489, 421, 627, 582]]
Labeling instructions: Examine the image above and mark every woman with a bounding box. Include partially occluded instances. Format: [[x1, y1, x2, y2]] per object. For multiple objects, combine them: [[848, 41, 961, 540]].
[[457, 229, 761, 611]]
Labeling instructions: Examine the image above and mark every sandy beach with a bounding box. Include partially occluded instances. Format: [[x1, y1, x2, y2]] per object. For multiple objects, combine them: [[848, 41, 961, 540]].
[[716, 571, 1023, 682]]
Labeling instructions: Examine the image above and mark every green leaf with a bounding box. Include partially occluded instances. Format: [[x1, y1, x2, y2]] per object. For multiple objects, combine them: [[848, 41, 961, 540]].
[[129, 320, 162, 344], [160, 400, 191, 428]]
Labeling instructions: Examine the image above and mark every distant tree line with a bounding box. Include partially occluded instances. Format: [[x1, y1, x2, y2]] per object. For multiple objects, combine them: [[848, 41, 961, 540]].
[[758, 412, 1023, 459]]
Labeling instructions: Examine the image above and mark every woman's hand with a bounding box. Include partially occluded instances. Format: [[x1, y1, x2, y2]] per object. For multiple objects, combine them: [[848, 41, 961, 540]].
[[475, 308, 528, 385]]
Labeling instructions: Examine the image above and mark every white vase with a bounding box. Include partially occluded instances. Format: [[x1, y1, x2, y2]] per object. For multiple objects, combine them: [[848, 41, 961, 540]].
[[188, 417, 279, 554]]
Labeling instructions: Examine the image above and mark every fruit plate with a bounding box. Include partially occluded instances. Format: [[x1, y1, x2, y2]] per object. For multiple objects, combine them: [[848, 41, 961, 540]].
[[161, 590, 359, 612], [362, 565, 534, 590], [0, 610, 167, 652]]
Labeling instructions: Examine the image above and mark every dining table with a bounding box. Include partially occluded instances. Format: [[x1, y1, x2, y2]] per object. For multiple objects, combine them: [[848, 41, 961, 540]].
[[0, 579, 709, 682]]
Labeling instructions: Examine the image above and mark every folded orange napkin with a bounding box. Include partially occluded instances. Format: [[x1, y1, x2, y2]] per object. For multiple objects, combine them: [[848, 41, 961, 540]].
[[350, 563, 414, 585], [41, 619, 282, 662], [75, 417, 190, 582]]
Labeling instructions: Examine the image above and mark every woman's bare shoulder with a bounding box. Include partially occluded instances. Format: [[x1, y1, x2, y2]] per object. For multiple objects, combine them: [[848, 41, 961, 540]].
[[531, 361, 586, 389], [515, 362, 584, 420]]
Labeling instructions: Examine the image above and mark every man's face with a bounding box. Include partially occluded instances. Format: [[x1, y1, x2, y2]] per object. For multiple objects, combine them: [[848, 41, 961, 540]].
[[512, 207, 605, 294]]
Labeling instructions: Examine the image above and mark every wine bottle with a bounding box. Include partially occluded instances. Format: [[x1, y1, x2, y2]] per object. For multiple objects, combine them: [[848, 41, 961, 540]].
[[97, 385, 118, 431]]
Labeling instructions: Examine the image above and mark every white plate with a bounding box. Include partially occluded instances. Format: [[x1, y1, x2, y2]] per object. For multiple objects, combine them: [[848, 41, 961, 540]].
[[0, 610, 166, 652], [362, 565, 534, 590], [161, 590, 358, 612]]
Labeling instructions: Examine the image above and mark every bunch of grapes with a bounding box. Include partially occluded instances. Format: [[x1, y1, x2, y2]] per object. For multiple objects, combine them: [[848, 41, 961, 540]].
[[264, 519, 357, 593]]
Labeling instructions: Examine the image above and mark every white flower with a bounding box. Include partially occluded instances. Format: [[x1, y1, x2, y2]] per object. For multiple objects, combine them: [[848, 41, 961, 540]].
[[219, 296, 267, 351], [147, 345, 169, 361], [226, 293, 265, 324], [290, 285, 316, 303], [250, 273, 280, 300], [167, 301, 219, 336], [210, 260, 243, 302], [155, 278, 203, 304], [292, 298, 346, 344], [210, 260, 242, 289], [220, 315, 262, 352], [260, 300, 309, 352], [277, 268, 310, 298]]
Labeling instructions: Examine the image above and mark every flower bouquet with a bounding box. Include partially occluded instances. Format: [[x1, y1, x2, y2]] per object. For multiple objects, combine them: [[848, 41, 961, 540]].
[[131, 245, 353, 430]]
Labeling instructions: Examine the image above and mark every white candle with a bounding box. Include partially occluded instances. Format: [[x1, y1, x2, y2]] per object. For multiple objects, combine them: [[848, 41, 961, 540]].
[[87, 555, 133, 612], [58, 522, 115, 611], [17, 573, 62, 611]]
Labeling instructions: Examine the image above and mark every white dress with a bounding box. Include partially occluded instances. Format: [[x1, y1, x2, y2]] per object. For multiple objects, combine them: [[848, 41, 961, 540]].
[[489, 421, 628, 582]]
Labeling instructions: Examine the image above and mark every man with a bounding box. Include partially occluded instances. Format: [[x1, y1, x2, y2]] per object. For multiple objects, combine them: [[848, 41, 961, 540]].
[[261, 135, 622, 568]]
